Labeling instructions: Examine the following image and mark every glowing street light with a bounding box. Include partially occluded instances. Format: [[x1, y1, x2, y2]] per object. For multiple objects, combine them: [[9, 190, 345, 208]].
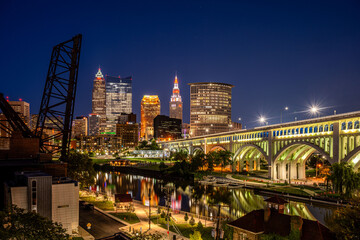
[[259, 116, 268, 125], [309, 105, 320, 118], [311, 106, 318, 114], [280, 106, 289, 123]]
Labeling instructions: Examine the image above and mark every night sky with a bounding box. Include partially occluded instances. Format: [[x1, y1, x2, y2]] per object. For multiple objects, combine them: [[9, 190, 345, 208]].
[[1, 1, 360, 128]]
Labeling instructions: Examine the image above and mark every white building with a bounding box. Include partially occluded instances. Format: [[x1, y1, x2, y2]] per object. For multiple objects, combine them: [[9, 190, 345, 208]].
[[5, 171, 79, 234]]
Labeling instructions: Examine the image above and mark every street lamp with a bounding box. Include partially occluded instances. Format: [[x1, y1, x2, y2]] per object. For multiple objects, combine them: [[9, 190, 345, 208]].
[[310, 105, 319, 118], [280, 106, 289, 123], [259, 116, 268, 125]]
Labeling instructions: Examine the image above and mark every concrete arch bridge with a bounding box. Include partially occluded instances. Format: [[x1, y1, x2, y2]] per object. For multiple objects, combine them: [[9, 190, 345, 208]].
[[159, 111, 360, 180]]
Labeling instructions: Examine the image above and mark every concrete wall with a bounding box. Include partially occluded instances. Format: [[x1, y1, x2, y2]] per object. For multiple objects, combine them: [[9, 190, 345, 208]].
[[10, 186, 28, 210], [27, 176, 52, 219], [52, 182, 79, 234], [233, 228, 260, 240]]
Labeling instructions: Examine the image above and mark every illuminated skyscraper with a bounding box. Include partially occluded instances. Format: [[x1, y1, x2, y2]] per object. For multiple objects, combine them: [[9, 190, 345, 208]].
[[169, 75, 183, 120], [189, 82, 234, 137], [105, 75, 132, 120], [141, 95, 160, 140], [92, 68, 106, 116]]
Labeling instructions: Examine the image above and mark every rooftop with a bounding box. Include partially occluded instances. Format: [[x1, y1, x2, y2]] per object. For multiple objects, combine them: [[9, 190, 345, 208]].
[[227, 209, 334, 240], [188, 82, 234, 87]]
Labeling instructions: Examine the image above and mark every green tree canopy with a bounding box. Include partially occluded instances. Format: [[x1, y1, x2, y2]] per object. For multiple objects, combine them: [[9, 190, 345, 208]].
[[135, 139, 160, 150], [326, 197, 360, 240], [67, 152, 96, 187], [190, 152, 205, 172], [189, 231, 203, 240], [326, 162, 360, 197], [0, 205, 69, 240], [171, 149, 189, 162], [217, 150, 234, 173]]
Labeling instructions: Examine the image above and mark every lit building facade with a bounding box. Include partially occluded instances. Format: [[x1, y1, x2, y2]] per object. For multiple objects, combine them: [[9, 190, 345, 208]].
[[140, 95, 160, 140], [169, 75, 183, 120], [72, 116, 88, 138], [92, 68, 106, 116], [73, 135, 121, 153], [189, 82, 234, 137], [116, 123, 139, 148], [105, 75, 132, 120], [154, 115, 182, 141], [88, 114, 100, 136], [118, 112, 136, 124], [9, 100, 30, 126]]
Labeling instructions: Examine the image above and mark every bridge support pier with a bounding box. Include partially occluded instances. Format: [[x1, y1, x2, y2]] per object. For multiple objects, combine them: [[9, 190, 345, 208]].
[[273, 161, 306, 180]]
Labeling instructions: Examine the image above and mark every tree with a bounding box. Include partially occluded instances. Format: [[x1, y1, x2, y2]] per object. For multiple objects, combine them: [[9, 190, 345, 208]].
[[0, 205, 69, 240], [217, 150, 234, 173], [171, 149, 188, 162], [326, 162, 360, 197], [206, 151, 217, 172], [136, 140, 148, 150], [67, 152, 96, 187], [190, 153, 205, 172], [197, 221, 203, 232], [184, 212, 189, 221], [189, 231, 203, 240], [325, 197, 360, 240], [149, 139, 160, 150], [159, 162, 168, 170], [189, 216, 195, 226]]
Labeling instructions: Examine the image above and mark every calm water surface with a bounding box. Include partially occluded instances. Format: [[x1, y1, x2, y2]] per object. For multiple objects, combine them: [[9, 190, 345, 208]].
[[92, 171, 334, 226]]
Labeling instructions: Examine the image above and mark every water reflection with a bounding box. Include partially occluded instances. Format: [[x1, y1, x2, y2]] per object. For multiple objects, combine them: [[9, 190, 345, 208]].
[[92, 171, 333, 226]]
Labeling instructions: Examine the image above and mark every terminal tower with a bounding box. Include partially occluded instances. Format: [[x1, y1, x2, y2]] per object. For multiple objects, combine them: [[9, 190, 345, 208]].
[[169, 75, 183, 120]]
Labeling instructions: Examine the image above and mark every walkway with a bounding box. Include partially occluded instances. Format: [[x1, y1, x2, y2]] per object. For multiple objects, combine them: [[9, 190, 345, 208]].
[[116, 202, 191, 240], [79, 206, 125, 239]]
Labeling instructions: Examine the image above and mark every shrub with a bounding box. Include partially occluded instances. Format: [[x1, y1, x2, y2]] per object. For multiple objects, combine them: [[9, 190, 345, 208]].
[[313, 182, 318, 187], [197, 221, 203, 231], [189, 216, 195, 226], [184, 212, 189, 221], [159, 162, 167, 170], [160, 211, 165, 218]]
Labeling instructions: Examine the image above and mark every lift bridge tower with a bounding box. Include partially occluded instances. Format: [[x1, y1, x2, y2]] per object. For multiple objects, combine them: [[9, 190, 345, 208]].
[[0, 34, 82, 161]]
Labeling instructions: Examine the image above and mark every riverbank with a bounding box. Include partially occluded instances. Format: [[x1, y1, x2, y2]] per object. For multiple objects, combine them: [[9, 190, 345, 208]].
[[94, 163, 346, 207], [95, 164, 194, 182], [80, 190, 204, 239]]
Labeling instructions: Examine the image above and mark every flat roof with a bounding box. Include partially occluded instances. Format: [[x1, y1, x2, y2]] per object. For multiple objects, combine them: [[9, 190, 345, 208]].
[[188, 82, 234, 87]]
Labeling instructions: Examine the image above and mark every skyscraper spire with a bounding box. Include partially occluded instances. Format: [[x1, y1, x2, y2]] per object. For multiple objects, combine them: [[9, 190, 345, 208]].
[[95, 68, 104, 79], [169, 74, 183, 120]]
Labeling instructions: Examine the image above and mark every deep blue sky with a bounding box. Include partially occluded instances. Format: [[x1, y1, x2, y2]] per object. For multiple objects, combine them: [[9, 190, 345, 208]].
[[1, 0, 360, 128]]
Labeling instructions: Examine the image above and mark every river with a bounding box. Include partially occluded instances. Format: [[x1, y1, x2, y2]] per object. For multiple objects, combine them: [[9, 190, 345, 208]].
[[92, 171, 334, 227]]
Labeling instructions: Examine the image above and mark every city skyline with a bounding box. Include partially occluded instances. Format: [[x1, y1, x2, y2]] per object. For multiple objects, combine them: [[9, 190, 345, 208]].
[[1, 1, 360, 129]]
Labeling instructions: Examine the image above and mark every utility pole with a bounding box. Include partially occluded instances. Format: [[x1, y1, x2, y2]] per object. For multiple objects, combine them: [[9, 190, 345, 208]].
[[148, 188, 151, 230], [215, 205, 221, 240]]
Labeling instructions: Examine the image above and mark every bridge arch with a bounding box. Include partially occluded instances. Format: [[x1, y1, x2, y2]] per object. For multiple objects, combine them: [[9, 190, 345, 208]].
[[232, 144, 269, 172], [192, 146, 205, 156], [274, 141, 331, 163], [272, 141, 331, 180], [342, 145, 360, 171], [209, 145, 227, 153]]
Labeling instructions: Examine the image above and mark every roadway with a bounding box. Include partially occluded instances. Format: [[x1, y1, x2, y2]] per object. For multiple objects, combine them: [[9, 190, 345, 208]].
[[79, 206, 126, 239]]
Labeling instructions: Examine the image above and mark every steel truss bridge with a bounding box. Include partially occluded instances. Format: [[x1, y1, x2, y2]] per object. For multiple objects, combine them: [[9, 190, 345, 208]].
[[159, 111, 360, 180]]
